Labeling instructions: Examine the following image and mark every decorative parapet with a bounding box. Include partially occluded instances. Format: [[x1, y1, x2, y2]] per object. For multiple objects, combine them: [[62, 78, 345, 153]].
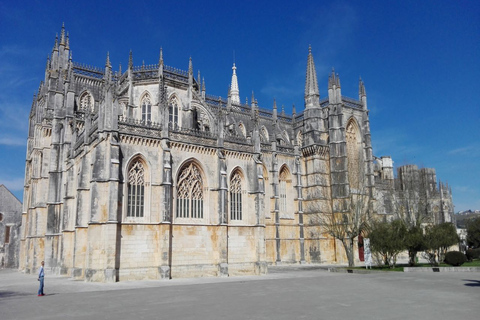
[[341, 96, 363, 109], [73, 62, 104, 79], [118, 115, 162, 139], [301, 145, 329, 158], [277, 145, 295, 155]]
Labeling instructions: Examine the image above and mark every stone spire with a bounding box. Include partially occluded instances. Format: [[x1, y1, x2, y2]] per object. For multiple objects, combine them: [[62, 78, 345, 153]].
[[60, 23, 66, 46], [230, 63, 240, 104], [128, 50, 133, 69], [359, 77, 367, 110], [304, 45, 320, 109]]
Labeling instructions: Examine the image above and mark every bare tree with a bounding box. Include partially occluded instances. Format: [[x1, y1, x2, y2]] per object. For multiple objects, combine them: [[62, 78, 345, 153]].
[[319, 190, 372, 267], [394, 167, 431, 266]]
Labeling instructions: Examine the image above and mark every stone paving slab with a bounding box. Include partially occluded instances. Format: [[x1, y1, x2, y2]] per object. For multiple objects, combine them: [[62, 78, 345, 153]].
[[1, 267, 479, 320]]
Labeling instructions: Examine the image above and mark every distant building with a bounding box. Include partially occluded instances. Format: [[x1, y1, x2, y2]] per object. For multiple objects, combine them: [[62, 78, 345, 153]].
[[20, 26, 454, 281], [0, 185, 22, 268]]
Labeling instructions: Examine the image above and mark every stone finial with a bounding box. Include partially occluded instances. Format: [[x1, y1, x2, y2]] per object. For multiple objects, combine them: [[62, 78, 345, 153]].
[[106, 52, 111, 68], [230, 63, 240, 104], [66, 32, 70, 49], [128, 50, 133, 69], [60, 23, 65, 46], [159, 47, 163, 65], [304, 45, 320, 108]]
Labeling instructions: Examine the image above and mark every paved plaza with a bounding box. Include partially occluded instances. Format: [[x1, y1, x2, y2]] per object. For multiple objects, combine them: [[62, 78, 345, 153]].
[[1, 266, 479, 320]]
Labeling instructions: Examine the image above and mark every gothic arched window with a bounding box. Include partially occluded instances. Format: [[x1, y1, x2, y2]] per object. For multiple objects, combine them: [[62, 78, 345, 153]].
[[230, 170, 243, 220], [238, 123, 246, 138], [346, 119, 362, 189], [279, 168, 289, 215], [169, 97, 179, 126], [176, 163, 204, 219], [127, 160, 145, 217], [79, 92, 93, 111], [141, 94, 151, 122]]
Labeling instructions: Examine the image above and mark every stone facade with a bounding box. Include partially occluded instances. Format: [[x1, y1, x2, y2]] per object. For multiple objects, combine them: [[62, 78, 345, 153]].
[[0, 185, 22, 268], [19, 26, 454, 281]]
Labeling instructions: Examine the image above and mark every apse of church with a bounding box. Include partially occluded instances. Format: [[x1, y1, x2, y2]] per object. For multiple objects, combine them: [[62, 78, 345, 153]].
[[19, 26, 453, 281]]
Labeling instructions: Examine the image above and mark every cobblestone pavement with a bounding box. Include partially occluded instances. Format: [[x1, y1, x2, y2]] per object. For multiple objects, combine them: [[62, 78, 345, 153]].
[[1, 266, 479, 320]]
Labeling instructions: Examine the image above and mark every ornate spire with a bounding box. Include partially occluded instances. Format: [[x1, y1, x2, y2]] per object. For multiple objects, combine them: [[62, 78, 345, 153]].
[[53, 34, 59, 52], [230, 63, 240, 104], [128, 50, 133, 69], [188, 57, 193, 74], [328, 68, 335, 89], [66, 32, 70, 49], [159, 48, 163, 65], [106, 52, 111, 68], [304, 45, 320, 108], [359, 77, 366, 97], [60, 23, 66, 46]]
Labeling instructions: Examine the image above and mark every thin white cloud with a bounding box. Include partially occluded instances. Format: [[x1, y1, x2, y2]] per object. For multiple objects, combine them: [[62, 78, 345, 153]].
[[448, 144, 480, 156], [0, 136, 26, 146], [0, 176, 24, 192]]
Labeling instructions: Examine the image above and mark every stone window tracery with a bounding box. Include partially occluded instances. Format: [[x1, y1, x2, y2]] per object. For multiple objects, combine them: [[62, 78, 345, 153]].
[[238, 123, 246, 137], [141, 94, 151, 122], [79, 92, 93, 112], [346, 119, 362, 189], [279, 168, 289, 215], [169, 96, 179, 126], [176, 163, 204, 219], [230, 170, 243, 220], [127, 160, 145, 217], [296, 131, 303, 147]]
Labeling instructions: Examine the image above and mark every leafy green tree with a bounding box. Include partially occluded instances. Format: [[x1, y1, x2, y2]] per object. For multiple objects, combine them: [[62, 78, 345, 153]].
[[423, 223, 459, 266], [466, 217, 480, 249], [404, 225, 425, 266], [369, 219, 406, 268]]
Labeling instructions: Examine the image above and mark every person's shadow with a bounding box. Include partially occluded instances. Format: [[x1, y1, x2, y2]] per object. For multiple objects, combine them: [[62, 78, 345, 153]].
[[463, 279, 480, 287]]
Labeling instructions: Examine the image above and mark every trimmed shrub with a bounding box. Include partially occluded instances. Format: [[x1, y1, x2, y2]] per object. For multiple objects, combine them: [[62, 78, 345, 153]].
[[466, 248, 480, 261], [444, 251, 467, 266]]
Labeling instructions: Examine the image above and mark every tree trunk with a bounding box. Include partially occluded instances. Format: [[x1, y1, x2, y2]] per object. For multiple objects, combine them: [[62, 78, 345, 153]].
[[342, 238, 355, 267], [408, 250, 417, 266]]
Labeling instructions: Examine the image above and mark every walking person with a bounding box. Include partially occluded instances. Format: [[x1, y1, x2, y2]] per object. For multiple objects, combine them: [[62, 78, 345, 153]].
[[37, 261, 45, 296]]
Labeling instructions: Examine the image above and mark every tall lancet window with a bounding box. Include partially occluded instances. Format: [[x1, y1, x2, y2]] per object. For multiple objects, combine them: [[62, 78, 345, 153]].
[[230, 170, 243, 220], [127, 160, 145, 217], [169, 96, 179, 126], [176, 163, 204, 219], [346, 119, 362, 190], [79, 92, 93, 111], [279, 168, 289, 215], [141, 94, 152, 122]]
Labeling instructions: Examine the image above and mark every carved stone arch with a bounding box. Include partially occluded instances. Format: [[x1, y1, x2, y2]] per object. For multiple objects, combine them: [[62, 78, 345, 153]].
[[139, 91, 152, 122], [124, 153, 151, 181], [175, 158, 207, 219], [168, 93, 181, 127], [345, 117, 363, 190], [282, 130, 290, 144], [278, 164, 293, 218], [77, 90, 95, 112], [191, 101, 213, 132], [229, 167, 246, 221], [238, 122, 247, 137], [124, 154, 151, 219], [260, 126, 269, 142], [139, 90, 153, 105], [296, 130, 303, 147]]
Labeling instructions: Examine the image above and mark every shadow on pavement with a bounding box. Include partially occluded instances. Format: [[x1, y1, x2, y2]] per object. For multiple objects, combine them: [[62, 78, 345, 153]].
[[463, 279, 480, 287]]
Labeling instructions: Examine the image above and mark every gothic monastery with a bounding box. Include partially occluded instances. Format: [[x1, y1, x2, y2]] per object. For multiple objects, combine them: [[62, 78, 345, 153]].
[[20, 26, 454, 281]]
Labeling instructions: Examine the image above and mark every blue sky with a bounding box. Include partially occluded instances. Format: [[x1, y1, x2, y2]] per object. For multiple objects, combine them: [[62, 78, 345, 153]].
[[0, 0, 479, 211]]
